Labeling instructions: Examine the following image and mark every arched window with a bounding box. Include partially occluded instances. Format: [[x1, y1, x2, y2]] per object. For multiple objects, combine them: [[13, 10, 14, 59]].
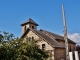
[[42, 44, 45, 50], [32, 26, 34, 29], [26, 37, 31, 42], [32, 37, 34, 40], [29, 37, 31, 41], [26, 37, 28, 42], [24, 26, 26, 32]]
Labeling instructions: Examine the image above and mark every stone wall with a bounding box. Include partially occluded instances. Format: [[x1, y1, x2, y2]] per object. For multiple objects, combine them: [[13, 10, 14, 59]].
[[23, 30, 76, 60], [23, 30, 54, 51], [59, 40, 76, 51], [54, 48, 66, 60], [23, 30, 55, 59], [22, 24, 29, 34], [22, 24, 37, 34]]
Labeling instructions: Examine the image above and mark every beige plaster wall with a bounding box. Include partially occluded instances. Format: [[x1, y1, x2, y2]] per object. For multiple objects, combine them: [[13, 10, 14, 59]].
[[30, 24, 37, 29], [22, 24, 29, 34], [23, 30, 55, 60], [23, 30, 76, 60], [22, 24, 37, 34], [23, 30, 54, 51]]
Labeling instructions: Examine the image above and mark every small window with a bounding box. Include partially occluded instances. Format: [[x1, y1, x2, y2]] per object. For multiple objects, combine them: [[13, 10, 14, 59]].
[[26, 37, 31, 42], [24, 26, 26, 32], [29, 37, 31, 41], [32, 37, 34, 40], [42, 44, 45, 50], [69, 46, 71, 52], [26, 37, 28, 42], [32, 26, 34, 29]]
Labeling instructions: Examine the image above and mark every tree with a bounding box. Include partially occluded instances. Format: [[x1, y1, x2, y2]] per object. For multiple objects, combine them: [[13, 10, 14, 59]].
[[3, 31, 14, 41], [16, 39, 49, 60], [0, 34, 49, 60], [0, 34, 3, 42], [0, 31, 16, 60], [0, 42, 17, 60]]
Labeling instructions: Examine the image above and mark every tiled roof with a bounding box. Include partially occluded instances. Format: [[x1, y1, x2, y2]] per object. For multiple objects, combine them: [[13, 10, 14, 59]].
[[21, 18, 39, 26], [40, 29, 76, 44], [32, 29, 65, 48], [21, 28, 65, 48], [21, 28, 76, 48]]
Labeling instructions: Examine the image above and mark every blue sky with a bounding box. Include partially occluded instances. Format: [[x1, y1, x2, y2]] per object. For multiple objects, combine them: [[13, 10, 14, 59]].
[[0, 0, 80, 44]]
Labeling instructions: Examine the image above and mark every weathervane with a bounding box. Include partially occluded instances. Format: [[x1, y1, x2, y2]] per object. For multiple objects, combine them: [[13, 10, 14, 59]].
[[29, 15, 30, 18]]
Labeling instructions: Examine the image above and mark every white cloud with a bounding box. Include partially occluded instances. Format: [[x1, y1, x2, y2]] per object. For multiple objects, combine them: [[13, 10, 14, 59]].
[[61, 33, 80, 45], [68, 33, 80, 45]]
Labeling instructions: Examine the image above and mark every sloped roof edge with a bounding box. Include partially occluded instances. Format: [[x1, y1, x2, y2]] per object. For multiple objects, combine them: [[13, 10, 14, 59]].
[[40, 29, 76, 44], [21, 28, 65, 48], [21, 18, 39, 26]]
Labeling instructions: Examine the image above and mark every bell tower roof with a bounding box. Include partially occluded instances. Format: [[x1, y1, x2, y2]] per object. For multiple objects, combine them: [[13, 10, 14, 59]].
[[21, 18, 39, 26]]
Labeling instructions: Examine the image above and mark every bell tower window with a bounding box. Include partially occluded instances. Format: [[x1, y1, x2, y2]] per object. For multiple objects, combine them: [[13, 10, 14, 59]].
[[24, 26, 26, 32], [21, 18, 39, 34], [32, 26, 34, 29]]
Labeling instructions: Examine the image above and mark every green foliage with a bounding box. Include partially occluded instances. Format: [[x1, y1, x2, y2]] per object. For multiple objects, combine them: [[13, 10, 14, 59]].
[[0, 36, 49, 60], [0, 31, 3, 42], [0, 31, 14, 42], [0, 40, 18, 60], [17, 39, 49, 60]]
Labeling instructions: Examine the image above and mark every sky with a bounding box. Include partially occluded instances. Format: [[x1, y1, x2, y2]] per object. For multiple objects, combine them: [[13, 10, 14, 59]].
[[0, 0, 80, 44]]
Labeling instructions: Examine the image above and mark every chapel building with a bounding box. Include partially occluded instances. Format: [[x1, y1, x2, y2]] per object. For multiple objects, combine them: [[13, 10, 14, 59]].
[[21, 18, 76, 60]]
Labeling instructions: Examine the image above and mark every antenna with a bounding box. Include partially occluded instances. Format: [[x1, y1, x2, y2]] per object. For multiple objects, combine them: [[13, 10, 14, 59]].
[[62, 5, 69, 60], [29, 15, 30, 18]]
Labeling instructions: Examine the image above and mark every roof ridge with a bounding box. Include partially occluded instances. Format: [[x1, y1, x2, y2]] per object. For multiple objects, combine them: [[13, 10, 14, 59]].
[[30, 29, 65, 48], [39, 29, 66, 46], [21, 18, 39, 26], [40, 29, 76, 44], [40, 29, 56, 39], [21, 28, 65, 48], [40, 29, 64, 38]]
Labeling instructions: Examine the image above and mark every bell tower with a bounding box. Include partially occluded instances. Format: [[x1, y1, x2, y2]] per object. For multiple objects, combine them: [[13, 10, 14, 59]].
[[21, 18, 39, 34]]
